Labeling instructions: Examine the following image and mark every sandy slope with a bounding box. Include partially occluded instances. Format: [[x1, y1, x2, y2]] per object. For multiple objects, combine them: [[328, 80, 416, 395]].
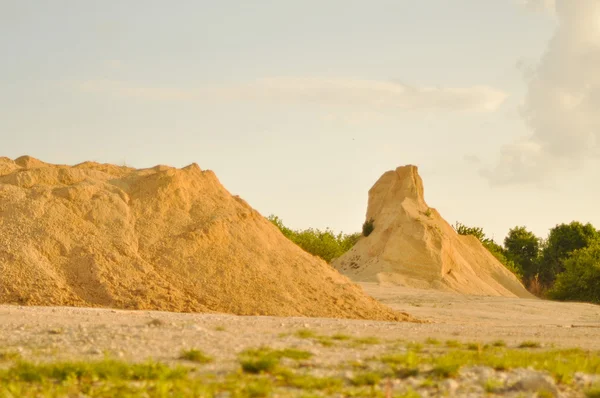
[[0, 156, 405, 321], [334, 166, 532, 298]]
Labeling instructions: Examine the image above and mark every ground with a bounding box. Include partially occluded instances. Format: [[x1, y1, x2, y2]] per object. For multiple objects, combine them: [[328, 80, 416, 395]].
[[1, 283, 599, 397]]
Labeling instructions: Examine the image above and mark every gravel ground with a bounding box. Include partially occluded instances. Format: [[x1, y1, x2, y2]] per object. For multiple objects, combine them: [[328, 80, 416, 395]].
[[1, 284, 600, 397]]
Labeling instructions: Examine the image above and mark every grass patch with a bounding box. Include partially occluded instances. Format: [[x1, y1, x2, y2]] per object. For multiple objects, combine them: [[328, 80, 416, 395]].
[[586, 386, 600, 398], [0, 359, 188, 383], [214, 325, 226, 332], [239, 347, 312, 374], [295, 329, 318, 339], [492, 340, 507, 347], [466, 342, 483, 351], [0, 351, 21, 361], [275, 368, 343, 391], [350, 372, 381, 386], [425, 338, 441, 346], [179, 349, 212, 364], [445, 340, 462, 348], [484, 378, 504, 393], [331, 333, 352, 341], [518, 341, 542, 349], [353, 337, 381, 345]]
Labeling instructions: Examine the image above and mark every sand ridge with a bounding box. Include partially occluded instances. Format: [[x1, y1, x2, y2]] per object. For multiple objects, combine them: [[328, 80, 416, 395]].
[[0, 156, 409, 321]]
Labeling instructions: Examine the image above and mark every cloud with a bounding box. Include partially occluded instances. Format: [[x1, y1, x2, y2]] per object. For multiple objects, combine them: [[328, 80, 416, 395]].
[[77, 77, 507, 113], [483, 0, 600, 185], [78, 79, 196, 101], [228, 78, 508, 112], [518, 0, 556, 14]]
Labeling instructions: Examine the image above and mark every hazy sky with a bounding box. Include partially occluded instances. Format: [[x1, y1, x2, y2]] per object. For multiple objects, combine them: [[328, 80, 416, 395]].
[[2, 0, 599, 242]]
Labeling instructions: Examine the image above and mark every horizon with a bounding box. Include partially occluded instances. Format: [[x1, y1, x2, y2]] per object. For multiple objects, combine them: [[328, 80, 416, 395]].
[[2, 0, 599, 242]]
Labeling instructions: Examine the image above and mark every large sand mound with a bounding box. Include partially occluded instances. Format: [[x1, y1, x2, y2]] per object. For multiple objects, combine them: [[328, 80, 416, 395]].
[[0, 156, 410, 321], [333, 165, 533, 298]]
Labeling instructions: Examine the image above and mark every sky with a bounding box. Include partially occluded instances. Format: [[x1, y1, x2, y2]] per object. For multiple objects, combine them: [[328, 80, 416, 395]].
[[1, 0, 599, 242]]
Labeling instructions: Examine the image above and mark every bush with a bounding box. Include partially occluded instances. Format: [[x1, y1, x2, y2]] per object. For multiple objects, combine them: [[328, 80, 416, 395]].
[[267, 215, 360, 263], [362, 218, 375, 237], [548, 240, 600, 303]]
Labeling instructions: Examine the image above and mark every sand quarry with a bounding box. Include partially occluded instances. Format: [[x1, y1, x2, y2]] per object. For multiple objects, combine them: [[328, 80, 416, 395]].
[[1, 157, 600, 396]]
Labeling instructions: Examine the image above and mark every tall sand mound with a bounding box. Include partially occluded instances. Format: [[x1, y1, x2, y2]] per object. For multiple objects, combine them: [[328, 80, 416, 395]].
[[333, 165, 533, 298], [0, 156, 410, 321]]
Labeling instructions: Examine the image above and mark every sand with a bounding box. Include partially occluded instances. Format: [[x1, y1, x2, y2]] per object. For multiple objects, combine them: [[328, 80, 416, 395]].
[[0, 156, 408, 321], [333, 165, 533, 298]]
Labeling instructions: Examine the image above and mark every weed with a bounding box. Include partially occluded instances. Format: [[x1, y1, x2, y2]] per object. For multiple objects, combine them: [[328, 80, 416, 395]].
[[179, 349, 212, 364], [350, 372, 381, 386], [492, 340, 507, 347], [445, 340, 462, 348], [353, 337, 381, 345], [484, 378, 504, 393], [295, 329, 318, 339], [425, 338, 441, 346], [586, 385, 600, 398], [519, 341, 542, 349], [331, 333, 352, 341]]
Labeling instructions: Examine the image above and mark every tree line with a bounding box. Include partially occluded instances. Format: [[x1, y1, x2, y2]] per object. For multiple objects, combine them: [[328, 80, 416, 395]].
[[455, 221, 600, 303], [268, 214, 600, 304]]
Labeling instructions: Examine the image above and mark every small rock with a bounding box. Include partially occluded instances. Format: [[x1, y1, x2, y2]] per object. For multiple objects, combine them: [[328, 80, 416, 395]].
[[441, 378, 459, 393], [511, 374, 558, 397]]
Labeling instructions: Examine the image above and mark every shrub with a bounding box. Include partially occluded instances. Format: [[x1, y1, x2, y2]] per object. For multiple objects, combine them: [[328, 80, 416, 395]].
[[362, 218, 375, 237], [267, 215, 360, 263]]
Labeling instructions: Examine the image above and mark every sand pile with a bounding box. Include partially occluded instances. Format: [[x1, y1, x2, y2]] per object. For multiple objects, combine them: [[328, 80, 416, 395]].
[[333, 166, 533, 298], [0, 156, 409, 321]]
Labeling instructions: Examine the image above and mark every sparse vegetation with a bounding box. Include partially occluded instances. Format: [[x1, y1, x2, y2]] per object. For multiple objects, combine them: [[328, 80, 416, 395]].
[[179, 348, 212, 363], [518, 341, 542, 349], [2, 342, 599, 397]]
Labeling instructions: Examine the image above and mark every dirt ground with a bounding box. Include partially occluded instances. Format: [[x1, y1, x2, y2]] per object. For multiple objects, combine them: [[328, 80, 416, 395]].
[[2, 282, 600, 367]]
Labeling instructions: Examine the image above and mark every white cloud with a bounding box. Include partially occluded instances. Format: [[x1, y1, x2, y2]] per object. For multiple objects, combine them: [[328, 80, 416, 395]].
[[78, 79, 196, 101], [229, 77, 508, 112], [77, 77, 507, 113], [484, 0, 600, 185], [518, 0, 556, 14]]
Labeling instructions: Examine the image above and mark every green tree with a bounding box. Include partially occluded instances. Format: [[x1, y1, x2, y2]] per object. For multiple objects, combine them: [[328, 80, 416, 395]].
[[503, 226, 541, 283], [549, 239, 600, 303], [538, 222, 599, 285]]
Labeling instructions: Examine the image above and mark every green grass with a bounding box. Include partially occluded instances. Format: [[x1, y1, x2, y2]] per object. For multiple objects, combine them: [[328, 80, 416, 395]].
[[350, 372, 381, 386], [0, 351, 21, 361], [295, 329, 318, 339], [353, 337, 381, 345], [587, 386, 600, 398], [3, 342, 599, 397], [425, 338, 441, 346], [179, 349, 212, 364], [0, 359, 188, 383], [445, 340, 462, 348], [518, 340, 542, 349], [492, 340, 507, 347], [484, 378, 504, 393], [239, 347, 313, 374]]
